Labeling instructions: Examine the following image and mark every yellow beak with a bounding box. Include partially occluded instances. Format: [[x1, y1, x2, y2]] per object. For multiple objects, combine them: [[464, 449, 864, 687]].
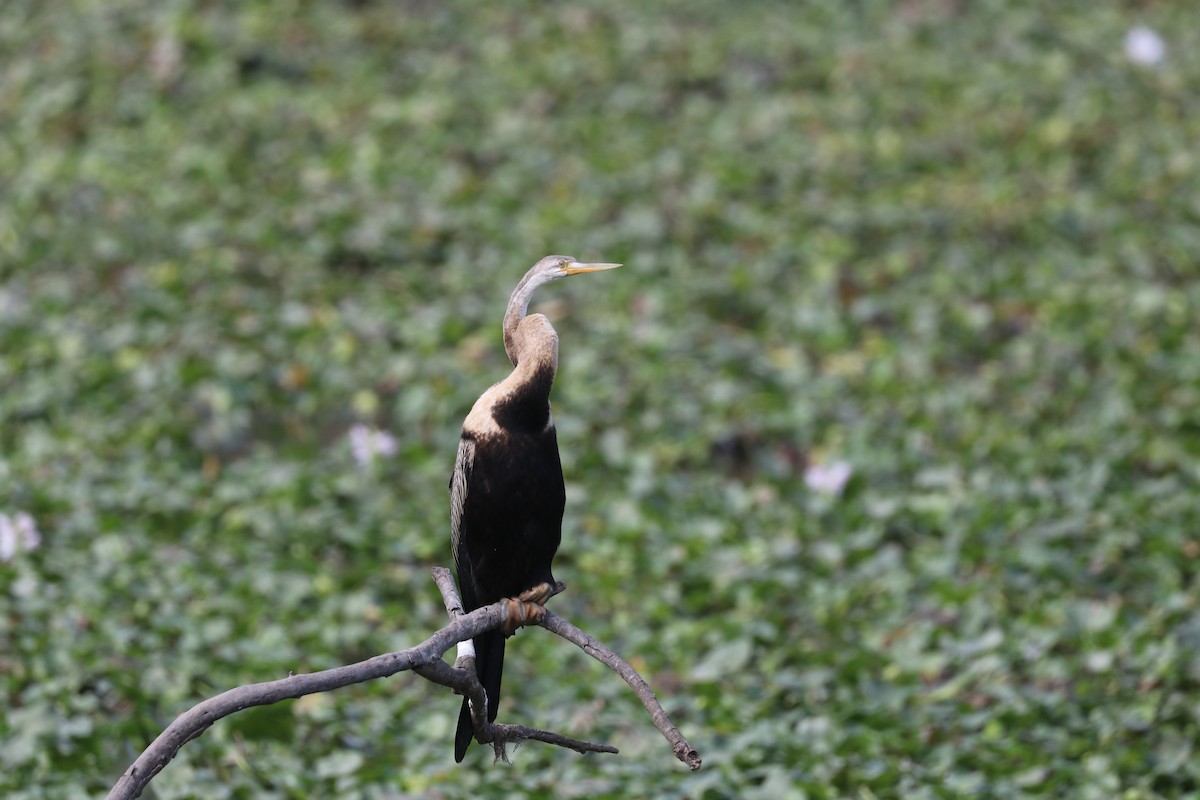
[[564, 262, 622, 275]]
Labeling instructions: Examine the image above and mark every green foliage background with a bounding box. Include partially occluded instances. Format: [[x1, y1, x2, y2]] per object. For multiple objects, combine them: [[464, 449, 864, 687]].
[[3, 2, 1199, 798]]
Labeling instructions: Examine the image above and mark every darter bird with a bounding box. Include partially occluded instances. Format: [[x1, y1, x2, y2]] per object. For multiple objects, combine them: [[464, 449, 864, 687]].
[[450, 255, 620, 762]]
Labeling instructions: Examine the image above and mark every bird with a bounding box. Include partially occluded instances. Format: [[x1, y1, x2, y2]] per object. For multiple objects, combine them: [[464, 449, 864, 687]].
[[450, 255, 620, 762]]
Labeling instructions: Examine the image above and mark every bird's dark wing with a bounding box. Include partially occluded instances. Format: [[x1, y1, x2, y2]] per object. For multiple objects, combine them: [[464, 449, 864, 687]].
[[450, 432, 507, 762], [450, 423, 564, 761]]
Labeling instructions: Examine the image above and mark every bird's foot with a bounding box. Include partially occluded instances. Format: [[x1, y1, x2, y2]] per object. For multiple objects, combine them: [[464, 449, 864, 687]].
[[501, 599, 546, 636], [518, 582, 554, 605], [501, 583, 554, 636]]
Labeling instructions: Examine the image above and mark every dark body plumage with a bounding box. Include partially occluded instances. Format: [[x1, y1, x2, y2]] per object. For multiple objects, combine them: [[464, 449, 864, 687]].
[[451, 377, 564, 761], [450, 255, 618, 762]]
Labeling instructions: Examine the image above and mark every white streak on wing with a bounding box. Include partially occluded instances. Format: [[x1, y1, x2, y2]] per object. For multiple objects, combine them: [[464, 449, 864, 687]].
[[456, 638, 476, 662], [450, 436, 474, 558]]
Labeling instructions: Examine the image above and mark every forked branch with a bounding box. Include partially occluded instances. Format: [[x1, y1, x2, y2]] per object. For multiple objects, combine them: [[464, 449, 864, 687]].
[[106, 568, 700, 800]]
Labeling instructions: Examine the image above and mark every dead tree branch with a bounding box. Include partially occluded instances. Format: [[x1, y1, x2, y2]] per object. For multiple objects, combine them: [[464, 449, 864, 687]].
[[107, 568, 700, 800], [540, 611, 703, 770]]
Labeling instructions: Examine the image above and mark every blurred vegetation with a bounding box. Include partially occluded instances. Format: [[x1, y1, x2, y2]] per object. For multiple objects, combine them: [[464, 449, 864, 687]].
[[2, 1, 1199, 798]]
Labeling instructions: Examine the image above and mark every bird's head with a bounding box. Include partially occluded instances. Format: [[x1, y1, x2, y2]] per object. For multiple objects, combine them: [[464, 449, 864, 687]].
[[503, 255, 622, 365], [531, 255, 623, 281]]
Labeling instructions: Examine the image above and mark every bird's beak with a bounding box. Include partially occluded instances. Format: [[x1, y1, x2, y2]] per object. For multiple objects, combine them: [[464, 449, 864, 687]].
[[564, 262, 622, 275]]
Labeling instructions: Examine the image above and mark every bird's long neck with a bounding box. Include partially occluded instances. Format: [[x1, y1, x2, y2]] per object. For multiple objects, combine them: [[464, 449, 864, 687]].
[[478, 314, 558, 434], [462, 313, 559, 437], [505, 316, 559, 385], [482, 265, 560, 434], [503, 267, 555, 366]]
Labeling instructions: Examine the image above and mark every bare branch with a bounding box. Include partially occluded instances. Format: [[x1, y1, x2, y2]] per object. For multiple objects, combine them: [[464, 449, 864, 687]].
[[107, 598, 501, 800], [425, 567, 606, 759], [414, 657, 617, 757], [539, 612, 703, 771], [107, 568, 699, 800], [431, 565, 466, 618]]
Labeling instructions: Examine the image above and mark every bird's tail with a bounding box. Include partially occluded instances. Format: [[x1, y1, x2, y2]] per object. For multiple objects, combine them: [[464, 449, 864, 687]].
[[453, 696, 474, 762], [454, 630, 506, 762]]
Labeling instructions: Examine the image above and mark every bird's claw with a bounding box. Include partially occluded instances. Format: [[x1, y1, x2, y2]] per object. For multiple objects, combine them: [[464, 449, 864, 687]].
[[518, 582, 554, 605], [501, 599, 547, 636], [501, 583, 553, 636]]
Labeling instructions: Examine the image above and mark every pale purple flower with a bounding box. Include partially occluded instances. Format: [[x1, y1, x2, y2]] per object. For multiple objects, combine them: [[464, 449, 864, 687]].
[[348, 424, 398, 466], [1125, 26, 1165, 67], [0, 511, 41, 562], [804, 460, 853, 496]]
